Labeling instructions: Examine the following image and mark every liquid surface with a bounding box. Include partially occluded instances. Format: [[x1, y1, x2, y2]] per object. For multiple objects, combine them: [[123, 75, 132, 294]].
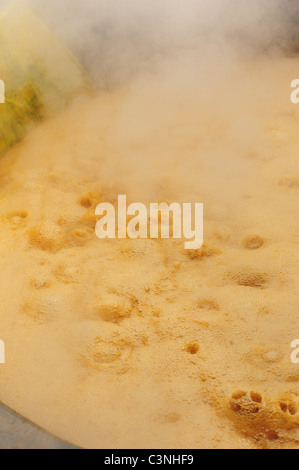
[[0, 57, 299, 449]]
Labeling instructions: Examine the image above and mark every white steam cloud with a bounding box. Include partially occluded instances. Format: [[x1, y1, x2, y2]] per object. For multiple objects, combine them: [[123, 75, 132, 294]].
[[0, 0, 298, 88]]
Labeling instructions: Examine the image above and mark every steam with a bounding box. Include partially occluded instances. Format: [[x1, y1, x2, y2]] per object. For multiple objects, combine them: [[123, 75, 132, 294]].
[[28, 0, 299, 88], [0, 0, 298, 209], [0, 0, 296, 205], [1, 0, 298, 88]]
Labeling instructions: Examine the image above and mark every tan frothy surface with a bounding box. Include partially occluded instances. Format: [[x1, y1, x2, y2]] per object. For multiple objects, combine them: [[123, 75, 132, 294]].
[[0, 57, 299, 449]]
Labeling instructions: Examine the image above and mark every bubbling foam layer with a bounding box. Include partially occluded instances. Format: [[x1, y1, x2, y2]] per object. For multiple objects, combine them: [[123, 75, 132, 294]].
[[0, 55, 298, 448]]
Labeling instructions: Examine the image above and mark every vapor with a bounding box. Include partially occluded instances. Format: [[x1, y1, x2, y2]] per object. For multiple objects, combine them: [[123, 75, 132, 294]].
[[0, 0, 298, 88]]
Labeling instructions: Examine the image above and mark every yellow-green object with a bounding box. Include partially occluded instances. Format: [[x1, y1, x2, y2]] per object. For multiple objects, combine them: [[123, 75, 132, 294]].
[[0, 1, 94, 154]]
